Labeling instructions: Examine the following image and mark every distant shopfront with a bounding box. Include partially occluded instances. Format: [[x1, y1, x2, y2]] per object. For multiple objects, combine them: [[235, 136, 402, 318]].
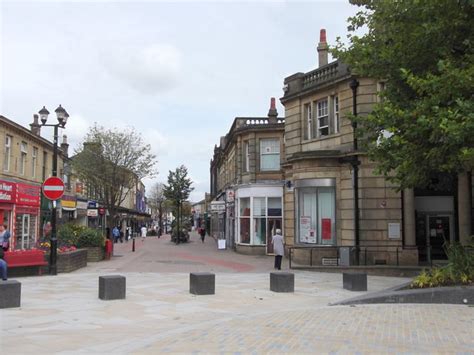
[[0, 179, 41, 250]]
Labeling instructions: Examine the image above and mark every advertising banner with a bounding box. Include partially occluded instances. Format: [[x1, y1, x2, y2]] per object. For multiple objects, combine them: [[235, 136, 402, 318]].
[[16, 183, 40, 206], [0, 180, 15, 203]]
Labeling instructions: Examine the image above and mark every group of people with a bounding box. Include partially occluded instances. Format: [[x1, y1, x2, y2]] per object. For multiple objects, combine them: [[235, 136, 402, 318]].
[[111, 225, 150, 243]]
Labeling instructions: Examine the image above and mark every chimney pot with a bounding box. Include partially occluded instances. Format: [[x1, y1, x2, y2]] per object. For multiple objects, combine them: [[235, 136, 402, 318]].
[[267, 97, 278, 123], [317, 28, 329, 67], [320, 29, 327, 43]]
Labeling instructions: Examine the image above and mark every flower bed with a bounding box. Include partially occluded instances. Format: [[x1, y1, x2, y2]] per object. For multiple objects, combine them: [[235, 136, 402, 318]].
[[42, 248, 88, 273], [85, 246, 105, 262]]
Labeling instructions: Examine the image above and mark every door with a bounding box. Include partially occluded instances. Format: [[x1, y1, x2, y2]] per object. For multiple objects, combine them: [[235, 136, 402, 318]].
[[427, 215, 452, 260], [22, 214, 30, 249], [266, 218, 282, 254]]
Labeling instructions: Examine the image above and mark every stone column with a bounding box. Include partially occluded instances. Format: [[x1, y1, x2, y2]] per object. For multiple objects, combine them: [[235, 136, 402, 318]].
[[458, 172, 472, 245], [403, 188, 416, 247]]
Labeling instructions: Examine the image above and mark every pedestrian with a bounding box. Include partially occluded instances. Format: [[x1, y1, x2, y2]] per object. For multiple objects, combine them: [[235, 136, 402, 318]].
[[0, 224, 11, 251], [141, 225, 147, 241], [271, 228, 285, 270], [0, 247, 7, 281], [112, 226, 120, 244], [199, 226, 206, 243]]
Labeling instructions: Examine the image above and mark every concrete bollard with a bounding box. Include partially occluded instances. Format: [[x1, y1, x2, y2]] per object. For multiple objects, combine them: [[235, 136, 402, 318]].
[[270, 272, 294, 293], [190, 272, 215, 295], [99, 275, 126, 300], [343, 272, 367, 291], [0, 280, 21, 308]]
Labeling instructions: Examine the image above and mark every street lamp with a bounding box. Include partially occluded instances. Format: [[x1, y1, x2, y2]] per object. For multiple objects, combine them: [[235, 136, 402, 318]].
[[39, 105, 68, 275]]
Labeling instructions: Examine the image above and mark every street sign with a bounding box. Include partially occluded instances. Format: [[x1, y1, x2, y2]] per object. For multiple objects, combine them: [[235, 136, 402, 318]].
[[42, 177, 65, 200]]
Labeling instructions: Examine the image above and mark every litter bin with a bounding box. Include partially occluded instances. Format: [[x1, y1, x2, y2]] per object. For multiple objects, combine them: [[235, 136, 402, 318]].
[[105, 239, 113, 260]]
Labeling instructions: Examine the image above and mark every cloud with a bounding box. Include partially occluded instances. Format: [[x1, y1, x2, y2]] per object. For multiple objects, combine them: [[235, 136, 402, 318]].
[[102, 43, 182, 94], [60, 114, 92, 151]]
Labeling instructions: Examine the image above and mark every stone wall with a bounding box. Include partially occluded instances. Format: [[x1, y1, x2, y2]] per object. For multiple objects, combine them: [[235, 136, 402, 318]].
[[85, 246, 105, 262], [56, 249, 88, 273]]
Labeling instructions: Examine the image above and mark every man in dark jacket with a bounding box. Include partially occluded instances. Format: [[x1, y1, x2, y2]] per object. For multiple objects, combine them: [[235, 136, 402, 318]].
[[0, 248, 7, 281]]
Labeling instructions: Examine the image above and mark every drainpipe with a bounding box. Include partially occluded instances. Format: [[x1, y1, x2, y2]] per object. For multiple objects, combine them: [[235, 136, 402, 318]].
[[349, 78, 360, 265]]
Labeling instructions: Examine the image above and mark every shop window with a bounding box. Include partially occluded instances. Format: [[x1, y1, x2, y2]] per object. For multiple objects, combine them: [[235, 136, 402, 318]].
[[297, 187, 335, 245], [238, 196, 283, 246], [239, 197, 250, 243], [15, 213, 37, 250], [3, 135, 12, 172], [260, 139, 280, 171]]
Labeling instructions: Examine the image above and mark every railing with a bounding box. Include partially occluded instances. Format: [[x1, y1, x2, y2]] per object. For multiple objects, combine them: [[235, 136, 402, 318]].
[[234, 118, 285, 130], [302, 61, 347, 89]]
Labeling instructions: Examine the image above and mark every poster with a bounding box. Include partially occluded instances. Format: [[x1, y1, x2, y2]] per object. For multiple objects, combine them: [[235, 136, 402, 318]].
[[300, 216, 316, 243], [322, 218, 332, 240]]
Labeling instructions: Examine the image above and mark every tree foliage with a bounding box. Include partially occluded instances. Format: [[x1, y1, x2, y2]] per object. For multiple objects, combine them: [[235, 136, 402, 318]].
[[333, 0, 474, 188], [73, 124, 157, 221], [148, 182, 166, 234]]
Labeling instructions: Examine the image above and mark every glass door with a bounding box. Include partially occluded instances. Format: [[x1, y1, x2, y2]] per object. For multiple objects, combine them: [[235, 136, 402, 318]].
[[427, 215, 452, 260], [22, 214, 30, 249]]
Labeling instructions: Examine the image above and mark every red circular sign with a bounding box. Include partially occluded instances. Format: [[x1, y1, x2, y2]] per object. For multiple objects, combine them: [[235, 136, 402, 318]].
[[42, 177, 65, 200]]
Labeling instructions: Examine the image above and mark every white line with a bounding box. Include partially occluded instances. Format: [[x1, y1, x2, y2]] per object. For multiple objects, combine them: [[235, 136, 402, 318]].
[[43, 186, 64, 191]]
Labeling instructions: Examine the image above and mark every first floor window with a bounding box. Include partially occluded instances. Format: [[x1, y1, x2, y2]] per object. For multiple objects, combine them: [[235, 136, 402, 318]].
[[333, 96, 339, 133], [260, 139, 280, 171], [297, 187, 335, 245], [4, 135, 12, 171], [317, 99, 329, 137]]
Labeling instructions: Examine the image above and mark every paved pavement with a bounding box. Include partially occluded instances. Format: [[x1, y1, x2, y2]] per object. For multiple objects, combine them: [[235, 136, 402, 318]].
[[1, 232, 473, 354]]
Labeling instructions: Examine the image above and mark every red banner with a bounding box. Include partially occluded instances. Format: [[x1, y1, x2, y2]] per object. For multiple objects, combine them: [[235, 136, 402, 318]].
[[0, 180, 15, 203], [16, 183, 41, 206], [322, 218, 332, 240]]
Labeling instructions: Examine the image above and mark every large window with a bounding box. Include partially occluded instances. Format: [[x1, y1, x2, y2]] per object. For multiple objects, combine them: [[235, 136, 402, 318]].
[[317, 99, 329, 137], [238, 196, 282, 246], [20, 142, 27, 175], [3, 135, 12, 171], [260, 139, 280, 171], [297, 187, 335, 245]]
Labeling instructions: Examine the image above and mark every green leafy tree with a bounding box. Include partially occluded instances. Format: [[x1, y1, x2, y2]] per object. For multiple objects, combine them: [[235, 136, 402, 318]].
[[148, 182, 166, 236], [163, 165, 193, 243], [73, 124, 157, 227], [333, 0, 474, 188]]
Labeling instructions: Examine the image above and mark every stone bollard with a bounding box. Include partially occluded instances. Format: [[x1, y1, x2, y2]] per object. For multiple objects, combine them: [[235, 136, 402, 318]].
[[0, 280, 21, 308], [99, 275, 126, 300], [270, 272, 294, 293], [190, 272, 215, 295], [343, 272, 367, 291]]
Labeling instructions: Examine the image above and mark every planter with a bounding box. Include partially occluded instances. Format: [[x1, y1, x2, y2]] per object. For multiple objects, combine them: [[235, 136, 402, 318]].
[[42, 249, 88, 273], [85, 246, 105, 262]]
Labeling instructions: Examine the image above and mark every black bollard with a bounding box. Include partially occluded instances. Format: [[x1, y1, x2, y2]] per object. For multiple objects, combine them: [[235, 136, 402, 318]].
[[132, 237, 135, 252]]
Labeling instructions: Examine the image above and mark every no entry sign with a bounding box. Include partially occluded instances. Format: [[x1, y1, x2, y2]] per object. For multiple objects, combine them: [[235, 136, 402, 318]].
[[42, 177, 65, 200]]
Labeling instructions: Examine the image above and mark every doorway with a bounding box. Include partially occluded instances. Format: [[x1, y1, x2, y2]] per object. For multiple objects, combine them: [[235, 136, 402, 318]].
[[416, 213, 453, 262]]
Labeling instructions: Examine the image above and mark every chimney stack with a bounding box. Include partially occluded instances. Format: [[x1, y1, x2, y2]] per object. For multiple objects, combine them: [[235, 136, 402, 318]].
[[317, 28, 328, 67], [30, 114, 41, 136], [61, 135, 69, 157], [267, 97, 278, 123]]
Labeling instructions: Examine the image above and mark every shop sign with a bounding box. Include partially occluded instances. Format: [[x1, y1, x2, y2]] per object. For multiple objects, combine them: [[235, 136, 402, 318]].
[[210, 202, 225, 212], [61, 195, 76, 208], [76, 200, 88, 210], [0, 180, 15, 203], [16, 183, 41, 206], [226, 189, 235, 203], [75, 182, 84, 194], [88, 201, 98, 209], [87, 209, 98, 217], [98, 207, 106, 215]]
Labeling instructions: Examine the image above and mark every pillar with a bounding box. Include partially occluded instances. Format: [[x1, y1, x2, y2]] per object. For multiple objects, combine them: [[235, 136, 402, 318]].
[[457, 172, 472, 245], [403, 188, 416, 247]]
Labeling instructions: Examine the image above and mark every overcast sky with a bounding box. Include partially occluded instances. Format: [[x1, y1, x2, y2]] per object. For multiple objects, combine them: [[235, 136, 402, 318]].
[[0, 0, 358, 202]]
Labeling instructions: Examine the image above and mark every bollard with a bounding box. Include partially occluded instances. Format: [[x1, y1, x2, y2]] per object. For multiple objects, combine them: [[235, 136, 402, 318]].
[[132, 237, 135, 252]]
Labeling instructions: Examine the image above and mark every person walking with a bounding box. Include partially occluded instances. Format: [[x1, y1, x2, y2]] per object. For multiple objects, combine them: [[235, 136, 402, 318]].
[[141, 225, 147, 241], [112, 226, 120, 244], [199, 226, 206, 243], [271, 228, 285, 270]]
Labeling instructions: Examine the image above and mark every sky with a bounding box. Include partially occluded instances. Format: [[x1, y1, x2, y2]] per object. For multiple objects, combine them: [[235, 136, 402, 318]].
[[0, 0, 359, 202]]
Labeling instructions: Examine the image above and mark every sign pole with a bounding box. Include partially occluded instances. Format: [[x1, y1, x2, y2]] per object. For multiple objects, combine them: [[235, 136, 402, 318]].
[[50, 124, 59, 275]]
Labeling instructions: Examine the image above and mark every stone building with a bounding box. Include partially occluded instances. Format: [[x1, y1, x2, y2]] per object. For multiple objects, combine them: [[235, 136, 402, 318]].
[[210, 99, 285, 254], [280, 29, 473, 266], [0, 114, 66, 250]]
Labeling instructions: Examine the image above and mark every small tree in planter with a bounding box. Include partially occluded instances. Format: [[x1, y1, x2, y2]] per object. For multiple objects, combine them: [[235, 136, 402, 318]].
[[76, 228, 106, 262]]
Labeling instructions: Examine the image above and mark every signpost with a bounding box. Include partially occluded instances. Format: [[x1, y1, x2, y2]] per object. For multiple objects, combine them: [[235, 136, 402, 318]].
[[42, 176, 65, 201]]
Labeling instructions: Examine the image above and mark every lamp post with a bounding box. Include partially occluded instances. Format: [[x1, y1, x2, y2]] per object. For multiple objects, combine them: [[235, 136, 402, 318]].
[[39, 105, 69, 275]]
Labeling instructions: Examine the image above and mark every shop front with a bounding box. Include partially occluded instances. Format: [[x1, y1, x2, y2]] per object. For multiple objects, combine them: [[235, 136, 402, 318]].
[[0, 179, 41, 250], [235, 184, 283, 255], [59, 195, 77, 223]]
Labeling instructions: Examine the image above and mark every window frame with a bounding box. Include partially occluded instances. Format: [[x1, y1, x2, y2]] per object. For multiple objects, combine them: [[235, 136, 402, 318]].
[[20, 142, 27, 175], [4, 135, 12, 172], [333, 96, 339, 134], [317, 99, 329, 137], [259, 138, 280, 172], [32, 147, 38, 178]]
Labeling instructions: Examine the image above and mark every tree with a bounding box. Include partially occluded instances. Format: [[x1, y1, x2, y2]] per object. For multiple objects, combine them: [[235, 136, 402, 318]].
[[148, 182, 166, 236], [163, 165, 193, 243], [73, 124, 157, 227], [333, 0, 474, 189]]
